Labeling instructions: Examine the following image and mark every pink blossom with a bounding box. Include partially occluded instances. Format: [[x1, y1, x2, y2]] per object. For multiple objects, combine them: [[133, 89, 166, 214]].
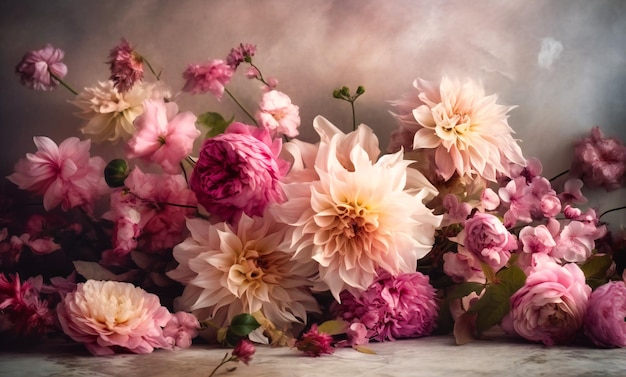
[[255, 90, 301, 138], [162, 311, 200, 349], [226, 43, 256, 69], [15, 44, 68, 91], [584, 281, 626, 348], [571, 126, 626, 191], [563, 205, 582, 220], [458, 213, 517, 270], [334, 271, 439, 341], [551, 221, 600, 263], [345, 322, 369, 346], [480, 188, 500, 211], [56, 280, 172, 356], [295, 324, 335, 357], [182, 59, 233, 100], [506, 262, 590, 346], [558, 179, 587, 205], [0, 273, 55, 336], [233, 339, 256, 364], [7, 136, 108, 213], [244, 66, 260, 80], [499, 176, 533, 226], [127, 99, 200, 174], [189, 122, 288, 223], [519, 225, 556, 254], [442, 194, 472, 225], [108, 38, 144, 93], [442, 247, 485, 283]]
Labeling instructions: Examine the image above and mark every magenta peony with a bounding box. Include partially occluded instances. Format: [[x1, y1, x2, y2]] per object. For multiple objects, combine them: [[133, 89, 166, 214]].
[[334, 270, 439, 342], [56, 280, 172, 356], [189, 122, 288, 223], [507, 262, 590, 346], [295, 324, 334, 357], [108, 39, 144, 93], [571, 126, 626, 191], [15, 44, 68, 91], [583, 280, 626, 348]]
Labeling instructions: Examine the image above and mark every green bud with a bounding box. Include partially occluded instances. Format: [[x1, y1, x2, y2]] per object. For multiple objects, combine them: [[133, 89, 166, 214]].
[[332, 89, 342, 99], [244, 56, 252, 63], [356, 86, 365, 95], [104, 159, 129, 188], [340, 86, 350, 97]]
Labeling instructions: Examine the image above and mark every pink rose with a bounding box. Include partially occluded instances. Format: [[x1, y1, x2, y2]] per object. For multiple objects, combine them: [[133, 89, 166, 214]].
[[189, 122, 288, 223], [232, 339, 256, 364], [583, 281, 626, 348], [182, 59, 233, 100], [507, 262, 590, 346], [460, 213, 517, 270], [15, 44, 68, 91]]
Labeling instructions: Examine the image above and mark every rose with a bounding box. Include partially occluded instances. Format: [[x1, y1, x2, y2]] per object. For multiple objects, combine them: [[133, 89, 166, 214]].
[[583, 280, 626, 348], [461, 213, 517, 270]]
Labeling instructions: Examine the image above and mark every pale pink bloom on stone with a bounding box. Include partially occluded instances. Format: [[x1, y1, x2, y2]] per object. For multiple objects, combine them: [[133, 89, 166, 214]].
[[108, 39, 144, 93], [442, 247, 485, 283], [162, 311, 200, 349], [558, 179, 587, 205], [456, 213, 517, 270], [15, 44, 68, 91], [584, 280, 626, 348], [296, 324, 334, 357], [519, 225, 556, 254], [127, 99, 200, 174], [572, 126, 626, 191], [232, 339, 256, 364], [255, 90, 301, 138], [182, 59, 233, 100], [480, 188, 500, 211], [406, 77, 526, 181], [7, 136, 108, 213], [551, 221, 600, 263], [506, 262, 590, 346], [56, 280, 172, 356]]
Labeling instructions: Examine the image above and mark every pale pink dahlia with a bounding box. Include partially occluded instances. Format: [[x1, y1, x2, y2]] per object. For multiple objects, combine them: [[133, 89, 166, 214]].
[[15, 44, 68, 91], [393, 77, 526, 181], [334, 270, 439, 341], [583, 280, 626, 348], [7, 136, 108, 213], [272, 116, 441, 300], [167, 214, 319, 330], [56, 280, 172, 355]]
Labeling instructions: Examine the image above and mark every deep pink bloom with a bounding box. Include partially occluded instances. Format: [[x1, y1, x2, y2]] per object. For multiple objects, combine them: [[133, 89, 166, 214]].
[[7, 136, 108, 213], [162, 311, 200, 349], [335, 270, 439, 342], [108, 38, 144, 93], [0, 274, 55, 336], [15, 44, 68, 91], [255, 90, 301, 138], [232, 339, 256, 364], [127, 99, 200, 174], [296, 324, 334, 357], [584, 281, 626, 348], [571, 126, 626, 191], [182, 59, 233, 100], [56, 280, 172, 356], [506, 262, 590, 346], [189, 122, 288, 223], [226, 43, 256, 68], [459, 213, 517, 270]]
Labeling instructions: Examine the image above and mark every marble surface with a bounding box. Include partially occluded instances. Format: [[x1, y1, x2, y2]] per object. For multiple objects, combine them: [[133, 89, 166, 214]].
[[1, 335, 625, 377]]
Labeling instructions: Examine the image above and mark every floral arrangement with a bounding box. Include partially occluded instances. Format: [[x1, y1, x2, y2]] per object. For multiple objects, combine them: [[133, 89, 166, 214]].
[[2, 39, 626, 369]]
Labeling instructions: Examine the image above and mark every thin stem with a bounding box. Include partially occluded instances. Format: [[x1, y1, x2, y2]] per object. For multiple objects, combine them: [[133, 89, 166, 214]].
[[350, 100, 356, 131], [142, 56, 161, 80], [48, 71, 78, 95], [248, 62, 269, 87], [549, 170, 570, 182], [129, 191, 196, 209], [224, 88, 258, 126], [599, 206, 626, 219], [208, 353, 233, 377], [180, 161, 189, 185]]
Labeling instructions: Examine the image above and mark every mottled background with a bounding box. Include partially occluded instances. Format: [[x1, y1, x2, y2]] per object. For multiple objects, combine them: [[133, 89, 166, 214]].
[[0, 0, 624, 223]]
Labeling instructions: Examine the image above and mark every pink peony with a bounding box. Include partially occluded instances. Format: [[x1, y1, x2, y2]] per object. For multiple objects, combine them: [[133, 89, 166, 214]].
[[571, 126, 626, 191], [108, 38, 144, 93], [334, 271, 439, 342], [162, 311, 200, 349], [182, 59, 233, 100], [583, 280, 626, 348], [458, 213, 517, 270], [127, 99, 200, 174], [255, 90, 301, 138], [506, 262, 590, 346], [15, 44, 68, 91], [7, 136, 108, 213], [295, 324, 334, 357], [189, 122, 288, 223], [226, 43, 256, 69], [232, 339, 256, 364], [56, 280, 172, 356]]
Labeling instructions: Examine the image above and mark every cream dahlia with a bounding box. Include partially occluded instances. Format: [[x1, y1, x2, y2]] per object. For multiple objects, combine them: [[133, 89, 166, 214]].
[[272, 116, 442, 300], [392, 77, 526, 181], [167, 213, 319, 331]]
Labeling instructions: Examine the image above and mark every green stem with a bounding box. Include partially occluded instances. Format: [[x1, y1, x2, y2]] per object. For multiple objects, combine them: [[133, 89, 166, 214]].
[[142, 56, 161, 80], [248, 62, 269, 87], [224, 88, 258, 126], [48, 71, 78, 95], [599, 206, 626, 219], [350, 100, 356, 131], [208, 354, 234, 377], [549, 170, 570, 182]]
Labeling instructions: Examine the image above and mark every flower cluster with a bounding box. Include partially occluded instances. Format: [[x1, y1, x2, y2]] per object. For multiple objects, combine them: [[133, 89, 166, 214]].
[[2, 39, 625, 367]]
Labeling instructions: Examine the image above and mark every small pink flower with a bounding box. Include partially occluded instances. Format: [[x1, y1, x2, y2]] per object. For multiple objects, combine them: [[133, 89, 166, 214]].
[[551, 221, 600, 263], [15, 44, 68, 91], [226, 43, 256, 68], [189, 122, 288, 223], [442, 247, 485, 283], [345, 322, 369, 346], [232, 339, 256, 364], [572, 126, 626, 191], [506, 262, 590, 346], [558, 179, 587, 205], [255, 90, 301, 138], [162, 311, 200, 349], [244, 66, 260, 79], [480, 188, 500, 211], [442, 194, 471, 225], [108, 38, 144, 93], [296, 324, 334, 357], [127, 99, 200, 174], [182, 59, 233, 100], [458, 213, 517, 270], [7, 136, 108, 213], [584, 281, 626, 348], [519, 225, 556, 254]]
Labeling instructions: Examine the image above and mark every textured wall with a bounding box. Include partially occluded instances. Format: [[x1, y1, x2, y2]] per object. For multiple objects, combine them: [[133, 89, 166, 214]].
[[1, 0, 624, 220]]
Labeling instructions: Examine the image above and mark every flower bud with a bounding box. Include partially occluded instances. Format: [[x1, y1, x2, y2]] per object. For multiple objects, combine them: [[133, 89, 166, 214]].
[[104, 159, 129, 188]]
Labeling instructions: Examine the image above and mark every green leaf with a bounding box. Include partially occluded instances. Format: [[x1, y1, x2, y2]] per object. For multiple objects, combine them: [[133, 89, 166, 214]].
[[197, 112, 233, 138], [317, 320, 348, 335], [496, 266, 526, 295], [229, 313, 261, 337], [447, 282, 486, 301], [469, 284, 511, 335], [580, 254, 612, 288]]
